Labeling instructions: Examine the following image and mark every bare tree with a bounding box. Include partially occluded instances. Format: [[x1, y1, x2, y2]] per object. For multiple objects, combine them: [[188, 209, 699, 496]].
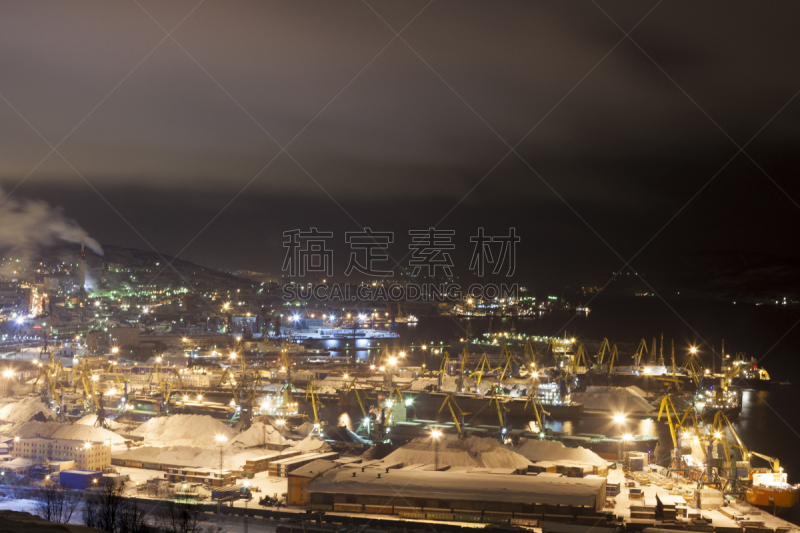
[[158, 500, 203, 533], [82, 484, 125, 533], [82, 489, 101, 529], [117, 498, 151, 533], [34, 485, 82, 524]]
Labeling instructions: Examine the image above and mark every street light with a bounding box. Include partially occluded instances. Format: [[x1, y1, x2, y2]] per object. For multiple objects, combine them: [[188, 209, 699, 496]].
[[613, 413, 626, 424], [431, 429, 442, 471], [215, 435, 227, 513]]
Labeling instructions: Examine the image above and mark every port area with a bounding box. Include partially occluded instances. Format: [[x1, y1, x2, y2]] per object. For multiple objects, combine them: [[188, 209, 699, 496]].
[[97, 464, 800, 533], [605, 467, 797, 532]]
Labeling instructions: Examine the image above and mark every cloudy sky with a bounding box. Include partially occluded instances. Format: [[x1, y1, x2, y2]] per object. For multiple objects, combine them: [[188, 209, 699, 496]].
[[1, 1, 799, 288]]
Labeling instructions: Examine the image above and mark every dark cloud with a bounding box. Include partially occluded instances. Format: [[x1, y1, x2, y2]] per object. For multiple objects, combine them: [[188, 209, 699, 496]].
[[1, 1, 799, 287]]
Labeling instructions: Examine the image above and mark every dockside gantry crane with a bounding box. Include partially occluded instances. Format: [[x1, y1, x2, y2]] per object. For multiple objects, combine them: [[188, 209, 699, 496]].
[[634, 339, 649, 366], [438, 394, 468, 437]]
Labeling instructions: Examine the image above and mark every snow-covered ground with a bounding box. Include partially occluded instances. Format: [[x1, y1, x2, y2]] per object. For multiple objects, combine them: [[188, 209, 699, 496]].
[[514, 438, 606, 465], [607, 468, 799, 531]]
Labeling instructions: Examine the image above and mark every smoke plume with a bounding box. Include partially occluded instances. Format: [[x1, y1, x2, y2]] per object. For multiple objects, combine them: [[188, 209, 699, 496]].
[[0, 189, 103, 257]]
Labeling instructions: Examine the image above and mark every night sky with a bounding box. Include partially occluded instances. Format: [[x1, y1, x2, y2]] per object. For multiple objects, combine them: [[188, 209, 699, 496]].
[[1, 1, 799, 290]]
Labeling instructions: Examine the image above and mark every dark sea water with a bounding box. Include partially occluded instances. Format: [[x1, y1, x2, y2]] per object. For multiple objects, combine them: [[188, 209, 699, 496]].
[[308, 296, 800, 521]]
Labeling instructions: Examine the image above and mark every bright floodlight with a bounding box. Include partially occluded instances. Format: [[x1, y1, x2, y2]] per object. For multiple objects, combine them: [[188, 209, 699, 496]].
[[690, 346, 698, 354], [183, 395, 188, 401], [3, 370, 13, 378], [275, 419, 286, 425], [714, 431, 722, 440], [613, 413, 626, 423], [215, 434, 228, 443], [343, 374, 348, 380], [388, 357, 397, 366], [359, 314, 366, 321], [622, 433, 633, 441], [399, 351, 406, 358], [431, 430, 442, 439]]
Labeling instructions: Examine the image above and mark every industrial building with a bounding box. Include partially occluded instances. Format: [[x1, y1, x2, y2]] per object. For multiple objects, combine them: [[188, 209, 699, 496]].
[[108, 326, 140, 348], [59, 469, 102, 490], [9, 437, 111, 471], [165, 466, 237, 487], [307, 466, 607, 514]]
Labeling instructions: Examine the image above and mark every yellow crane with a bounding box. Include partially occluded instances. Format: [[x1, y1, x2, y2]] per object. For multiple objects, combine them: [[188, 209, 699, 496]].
[[682, 352, 703, 386], [438, 350, 452, 376], [497, 343, 518, 381], [607, 344, 620, 373], [657, 396, 693, 450], [105, 361, 128, 393], [460, 344, 471, 375], [344, 378, 370, 416], [523, 388, 549, 432], [595, 338, 611, 366], [33, 355, 64, 400], [304, 380, 324, 429], [523, 338, 539, 367], [489, 386, 509, 432], [438, 394, 468, 435], [469, 352, 497, 389], [634, 339, 649, 366], [573, 344, 591, 374]]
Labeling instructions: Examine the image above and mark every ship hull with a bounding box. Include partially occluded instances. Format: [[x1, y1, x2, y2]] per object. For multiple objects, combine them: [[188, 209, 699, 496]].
[[581, 372, 696, 392], [402, 391, 584, 419], [746, 485, 800, 509]]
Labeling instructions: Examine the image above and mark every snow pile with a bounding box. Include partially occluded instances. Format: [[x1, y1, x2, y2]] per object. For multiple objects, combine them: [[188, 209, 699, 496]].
[[293, 436, 332, 453], [514, 438, 605, 465], [76, 414, 125, 430], [627, 385, 648, 399], [8, 421, 126, 444], [230, 422, 285, 448], [382, 435, 531, 469], [112, 445, 277, 470], [571, 386, 655, 414], [314, 385, 338, 395], [0, 397, 57, 424], [293, 421, 315, 437], [130, 415, 237, 447]]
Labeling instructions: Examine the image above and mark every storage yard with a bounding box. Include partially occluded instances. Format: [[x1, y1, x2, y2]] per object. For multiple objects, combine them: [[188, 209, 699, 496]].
[[0, 334, 797, 533]]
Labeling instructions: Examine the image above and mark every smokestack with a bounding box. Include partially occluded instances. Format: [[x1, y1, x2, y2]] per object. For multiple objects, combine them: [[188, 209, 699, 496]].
[[79, 240, 86, 294]]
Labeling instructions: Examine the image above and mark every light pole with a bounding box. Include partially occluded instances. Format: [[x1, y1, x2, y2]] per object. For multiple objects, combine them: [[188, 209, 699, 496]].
[[2, 370, 13, 397], [215, 434, 227, 512], [431, 429, 442, 471]]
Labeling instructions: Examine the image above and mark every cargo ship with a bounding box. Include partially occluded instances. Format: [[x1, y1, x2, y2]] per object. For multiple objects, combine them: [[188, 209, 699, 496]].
[[397, 390, 584, 419], [746, 471, 800, 509], [695, 385, 742, 420], [581, 366, 696, 392], [736, 362, 771, 390], [279, 318, 399, 340]]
